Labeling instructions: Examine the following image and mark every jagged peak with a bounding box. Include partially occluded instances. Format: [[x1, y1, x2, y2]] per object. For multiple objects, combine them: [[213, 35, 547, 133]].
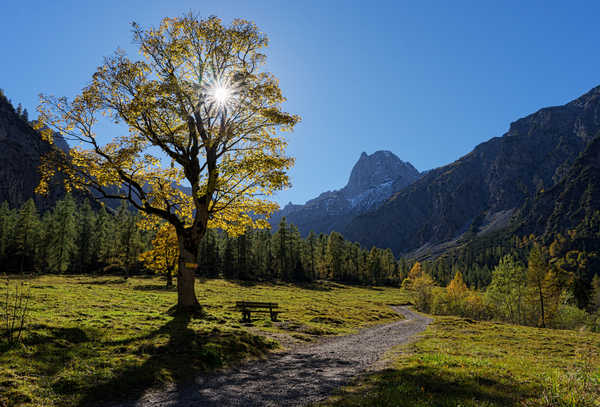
[[343, 150, 419, 198]]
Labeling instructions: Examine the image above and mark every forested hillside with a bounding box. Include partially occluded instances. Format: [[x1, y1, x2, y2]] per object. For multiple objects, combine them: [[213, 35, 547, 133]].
[[419, 137, 600, 298], [518, 136, 600, 239]]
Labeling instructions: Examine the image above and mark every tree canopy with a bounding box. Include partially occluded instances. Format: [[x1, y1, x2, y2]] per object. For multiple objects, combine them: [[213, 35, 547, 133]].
[[35, 14, 300, 310]]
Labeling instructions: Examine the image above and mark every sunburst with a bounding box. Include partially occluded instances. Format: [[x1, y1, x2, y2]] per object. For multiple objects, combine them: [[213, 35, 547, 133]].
[[201, 73, 241, 115]]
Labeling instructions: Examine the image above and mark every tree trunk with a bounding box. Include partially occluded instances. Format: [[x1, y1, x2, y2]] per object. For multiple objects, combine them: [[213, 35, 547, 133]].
[[176, 228, 202, 312], [537, 282, 545, 328], [166, 267, 173, 288]]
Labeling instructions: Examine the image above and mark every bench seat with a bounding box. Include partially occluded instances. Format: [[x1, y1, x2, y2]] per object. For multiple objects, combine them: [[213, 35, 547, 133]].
[[235, 301, 281, 322]]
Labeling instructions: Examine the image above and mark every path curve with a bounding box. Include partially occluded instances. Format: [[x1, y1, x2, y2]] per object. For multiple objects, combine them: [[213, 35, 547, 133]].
[[116, 306, 431, 407]]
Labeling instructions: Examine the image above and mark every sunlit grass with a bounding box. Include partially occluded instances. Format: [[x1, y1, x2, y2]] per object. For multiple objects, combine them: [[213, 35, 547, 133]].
[[320, 316, 600, 406], [0, 275, 410, 406]]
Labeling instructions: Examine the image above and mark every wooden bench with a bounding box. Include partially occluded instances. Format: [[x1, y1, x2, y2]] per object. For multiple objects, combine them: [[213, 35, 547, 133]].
[[235, 301, 281, 322]]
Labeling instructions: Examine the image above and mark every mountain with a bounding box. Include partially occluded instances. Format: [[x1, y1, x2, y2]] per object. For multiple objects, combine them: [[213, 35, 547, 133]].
[[269, 150, 420, 235], [344, 86, 600, 256], [517, 135, 600, 239], [0, 93, 70, 210]]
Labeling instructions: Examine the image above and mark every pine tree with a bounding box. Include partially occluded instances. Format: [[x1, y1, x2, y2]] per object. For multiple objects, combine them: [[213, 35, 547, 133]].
[[223, 238, 236, 279], [367, 247, 381, 284], [307, 231, 317, 281], [237, 233, 249, 280], [36, 212, 53, 273], [0, 202, 16, 265], [274, 217, 289, 280], [542, 268, 562, 326], [76, 200, 97, 272], [94, 207, 115, 266], [14, 199, 41, 273], [115, 202, 144, 278], [590, 274, 600, 313], [326, 232, 344, 281], [46, 194, 78, 273]]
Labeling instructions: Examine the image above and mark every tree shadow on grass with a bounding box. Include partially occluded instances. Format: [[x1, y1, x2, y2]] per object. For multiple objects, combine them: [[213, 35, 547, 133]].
[[329, 365, 534, 406], [0, 323, 102, 403], [78, 279, 128, 285], [131, 283, 176, 292], [74, 312, 275, 407]]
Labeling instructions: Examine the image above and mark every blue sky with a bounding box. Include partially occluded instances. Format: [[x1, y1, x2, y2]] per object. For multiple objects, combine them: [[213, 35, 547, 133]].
[[1, 0, 599, 206]]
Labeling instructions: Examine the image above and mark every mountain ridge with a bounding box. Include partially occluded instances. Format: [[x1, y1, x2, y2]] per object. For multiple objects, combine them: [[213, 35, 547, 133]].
[[343, 85, 600, 255]]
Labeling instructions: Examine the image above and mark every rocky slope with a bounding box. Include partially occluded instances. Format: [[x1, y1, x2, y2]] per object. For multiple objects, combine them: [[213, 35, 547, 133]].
[[344, 85, 600, 255], [517, 135, 600, 238], [0, 93, 69, 210], [269, 151, 420, 235]]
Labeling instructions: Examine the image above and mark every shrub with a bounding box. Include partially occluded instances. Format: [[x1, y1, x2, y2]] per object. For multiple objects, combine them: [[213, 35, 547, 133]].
[[1, 278, 31, 346], [551, 304, 590, 330], [587, 311, 600, 333], [463, 291, 491, 320], [431, 290, 450, 315], [412, 273, 435, 313]]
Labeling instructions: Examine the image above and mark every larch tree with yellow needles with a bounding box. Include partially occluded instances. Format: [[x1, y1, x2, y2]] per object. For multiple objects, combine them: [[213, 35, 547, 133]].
[[35, 14, 300, 312], [138, 223, 179, 288]]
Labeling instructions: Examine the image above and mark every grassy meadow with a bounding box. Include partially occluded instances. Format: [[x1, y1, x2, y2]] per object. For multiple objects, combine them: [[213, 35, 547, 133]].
[[0, 275, 409, 407], [320, 315, 600, 407], [3, 275, 599, 407]]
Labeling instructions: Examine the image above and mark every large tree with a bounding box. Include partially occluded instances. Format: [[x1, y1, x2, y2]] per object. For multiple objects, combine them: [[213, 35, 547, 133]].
[[35, 14, 300, 311]]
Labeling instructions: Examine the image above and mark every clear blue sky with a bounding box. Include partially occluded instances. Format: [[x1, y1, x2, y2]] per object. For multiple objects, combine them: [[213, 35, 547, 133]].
[[1, 0, 599, 206]]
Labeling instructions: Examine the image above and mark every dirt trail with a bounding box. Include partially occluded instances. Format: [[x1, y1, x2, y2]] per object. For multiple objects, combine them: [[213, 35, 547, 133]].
[[114, 306, 431, 407]]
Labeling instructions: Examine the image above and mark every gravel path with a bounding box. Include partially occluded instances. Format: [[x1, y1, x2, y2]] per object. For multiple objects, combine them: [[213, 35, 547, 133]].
[[116, 306, 431, 407]]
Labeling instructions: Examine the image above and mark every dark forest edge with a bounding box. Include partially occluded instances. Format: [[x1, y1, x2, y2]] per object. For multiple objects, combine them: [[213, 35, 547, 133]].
[[0, 195, 406, 285]]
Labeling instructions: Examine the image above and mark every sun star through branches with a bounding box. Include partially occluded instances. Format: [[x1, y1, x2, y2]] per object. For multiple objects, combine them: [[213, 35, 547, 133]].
[[202, 73, 240, 114]]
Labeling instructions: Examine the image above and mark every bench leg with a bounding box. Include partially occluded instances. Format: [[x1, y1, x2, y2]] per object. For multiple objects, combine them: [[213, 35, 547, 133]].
[[270, 312, 278, 322], [242, 311, 251, 322]]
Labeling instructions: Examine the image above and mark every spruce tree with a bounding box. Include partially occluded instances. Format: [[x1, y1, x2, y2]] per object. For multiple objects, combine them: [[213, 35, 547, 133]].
[[326, 232, 344, 281], [14, 199, 41, 273], [307, 231, 317, 281], [274, 217, 289, 280], [46, 194, 78, 273], [0, 202, 16, 265], [77, 200, 97, 272], [94, 207, 115, 266], [223, 238, 236, 279], [590, 274, 600, 313]]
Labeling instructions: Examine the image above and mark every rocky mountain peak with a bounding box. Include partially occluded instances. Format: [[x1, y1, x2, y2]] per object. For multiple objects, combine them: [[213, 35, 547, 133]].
[[343, 150, 419, 198], [269, 150, 420, 236]]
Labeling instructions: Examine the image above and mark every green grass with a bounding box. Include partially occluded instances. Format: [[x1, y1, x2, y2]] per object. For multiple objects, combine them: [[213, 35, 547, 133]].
[[0, 275, 410, 406], [319, 315, 600, 407]]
